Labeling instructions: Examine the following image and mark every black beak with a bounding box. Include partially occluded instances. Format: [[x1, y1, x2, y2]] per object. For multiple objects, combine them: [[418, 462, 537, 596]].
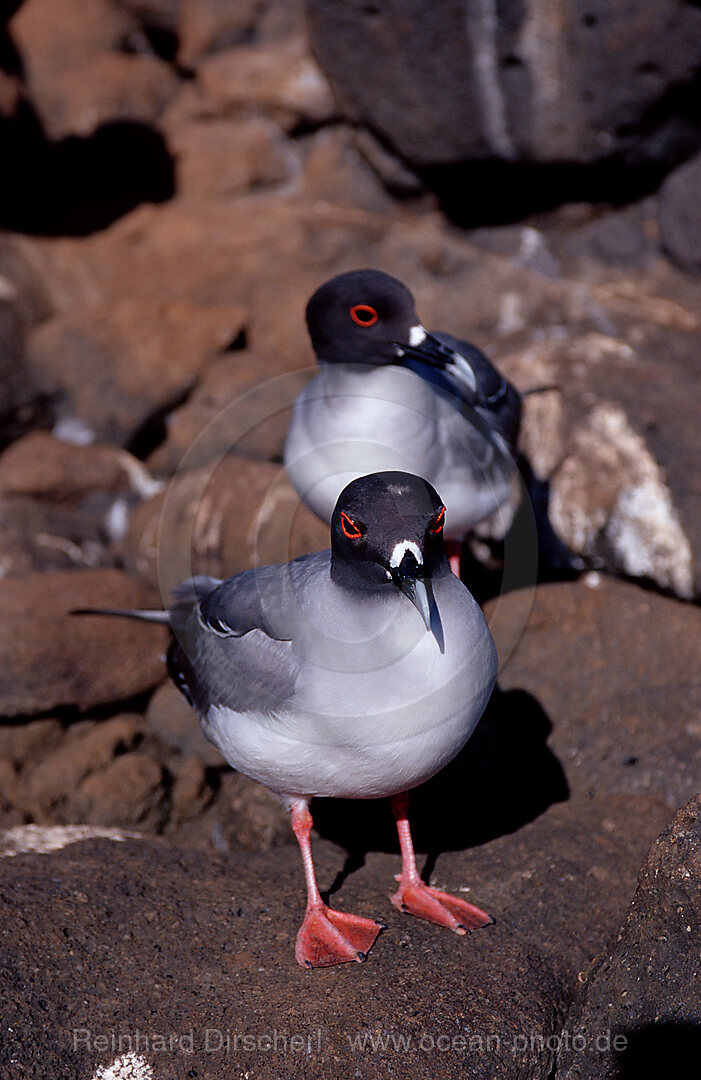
[[391, 550, 432, 632], [394, 331, 478, 395]]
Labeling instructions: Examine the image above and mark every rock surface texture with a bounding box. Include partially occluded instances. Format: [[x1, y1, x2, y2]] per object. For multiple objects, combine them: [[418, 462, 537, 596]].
[[306, 0, 701, 169], [556, 794, 701, 1080]]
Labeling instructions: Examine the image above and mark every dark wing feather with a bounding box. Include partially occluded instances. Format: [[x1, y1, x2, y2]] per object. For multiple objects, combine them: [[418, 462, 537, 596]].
[[404, 332, 521, 453], [166, 560, 320, 716], [431, 331, 522, 451], [196, 563, 297, 640]]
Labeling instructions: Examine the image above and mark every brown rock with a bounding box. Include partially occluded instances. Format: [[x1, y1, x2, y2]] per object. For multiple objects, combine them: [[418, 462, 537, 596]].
[[9, 0, 135, 130], [219, 771, 290, 851], [0, 495, 112, 576], [485, 576, 701, 812], [0, 716, 63, 766], [9, 0, 133, 73], [18, 197, 390, 357], [124, 455, 329, 592], [27, 715, 141, 812], [73, 750, 165, 829], [167, 115, 292, 199], [116, 0, 182, 33], [197, 35, 336, 131], [556, 795, 701, 1079], [0, 299, 47, 449], [145, 680, 224, 766], [0, 569, 168, 716], [0, 787, 669, 1080], [0, 432, 137, 500], [168, 755, 212, 824], [126, 0, 307, 61], [177, 0, 264, 68], [36, 51, 179, 141], [300, 126, 397, 214], [147, 351, 311, 474], [0, 436, 163, 576], [0, 237, 53, 329], [25, 298, 247, 445], [0, 68, 21, 120], [0, 758, 23, 826]]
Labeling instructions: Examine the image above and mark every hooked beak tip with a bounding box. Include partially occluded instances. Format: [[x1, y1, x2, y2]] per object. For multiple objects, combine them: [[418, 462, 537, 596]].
[[395, 574, 432, 631]]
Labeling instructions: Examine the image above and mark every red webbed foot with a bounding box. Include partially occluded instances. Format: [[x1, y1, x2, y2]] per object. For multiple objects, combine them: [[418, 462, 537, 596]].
[[295, 904, 385, 968], [390, 878, 492, 934], [389, 791, 493, 936]]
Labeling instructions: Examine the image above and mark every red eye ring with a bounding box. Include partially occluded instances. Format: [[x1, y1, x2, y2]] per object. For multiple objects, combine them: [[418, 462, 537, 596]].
[[429, 506, 446, 534], [350, 304, 379, 327], [340, 511, 363, 540]]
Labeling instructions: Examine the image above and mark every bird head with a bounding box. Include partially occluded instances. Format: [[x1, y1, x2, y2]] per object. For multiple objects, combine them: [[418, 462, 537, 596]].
[[306, 269, 423, 366], [330, 471, 449, 634]]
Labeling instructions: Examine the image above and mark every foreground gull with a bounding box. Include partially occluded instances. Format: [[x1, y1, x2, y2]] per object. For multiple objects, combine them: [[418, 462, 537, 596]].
[[284, 269, 521, 573], [82, 471, 497, 968]]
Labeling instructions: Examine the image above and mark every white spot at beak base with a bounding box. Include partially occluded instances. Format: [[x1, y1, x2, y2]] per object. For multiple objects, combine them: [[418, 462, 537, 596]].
[[389, 540, 423, 568]]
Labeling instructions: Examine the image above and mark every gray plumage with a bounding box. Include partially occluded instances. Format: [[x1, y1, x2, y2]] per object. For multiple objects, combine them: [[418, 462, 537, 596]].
[[85, 473, 498, 803], [284, 269, 521, 539]]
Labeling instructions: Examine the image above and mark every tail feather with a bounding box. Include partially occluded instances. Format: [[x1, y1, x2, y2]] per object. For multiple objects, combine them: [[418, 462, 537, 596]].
[[71, 607, 170, 624]]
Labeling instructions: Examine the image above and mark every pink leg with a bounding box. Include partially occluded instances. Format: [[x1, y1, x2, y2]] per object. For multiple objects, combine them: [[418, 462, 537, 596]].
[[445, 539, 462, 578], [291, 800, 384, 969], [389, 792, 492, 934]]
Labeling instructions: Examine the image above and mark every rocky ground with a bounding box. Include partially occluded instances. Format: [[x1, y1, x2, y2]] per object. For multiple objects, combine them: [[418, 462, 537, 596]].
[[0, 1, 700, 1078]]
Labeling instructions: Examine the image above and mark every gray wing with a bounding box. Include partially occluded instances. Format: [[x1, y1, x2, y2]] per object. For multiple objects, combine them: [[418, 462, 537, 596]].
[[167, 554, 327, 716]]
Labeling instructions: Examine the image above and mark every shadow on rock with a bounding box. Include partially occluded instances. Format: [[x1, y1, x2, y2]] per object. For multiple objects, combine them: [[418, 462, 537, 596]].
[[0, 104, 175, 235], [614, 1022, 701, 1080], [459, 453, 583, 610], [426, 158, 672, 230], [312, 685, 568, 891], [516, 453, 585, 582]]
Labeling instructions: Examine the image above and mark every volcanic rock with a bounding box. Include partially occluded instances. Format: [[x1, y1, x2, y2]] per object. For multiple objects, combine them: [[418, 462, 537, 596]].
[[123, 454, 328, 592], [659, 149, 701, 274], [25, 298, 247, 446], [306, 0, 701, 171], [0, 569, 168, 715], [556, 794, 701, 1079]]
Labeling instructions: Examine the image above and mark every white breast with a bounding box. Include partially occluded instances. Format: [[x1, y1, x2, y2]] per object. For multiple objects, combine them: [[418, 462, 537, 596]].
[[285, 365, 442, 519], [284, 364, 513, 536], [204, 574, 497, 800]]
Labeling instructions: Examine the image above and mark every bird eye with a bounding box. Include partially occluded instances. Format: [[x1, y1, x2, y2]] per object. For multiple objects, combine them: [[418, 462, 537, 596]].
[[350, 304, 379, 327], [340, 511, 363, 539], [429, 506, 446, 534]]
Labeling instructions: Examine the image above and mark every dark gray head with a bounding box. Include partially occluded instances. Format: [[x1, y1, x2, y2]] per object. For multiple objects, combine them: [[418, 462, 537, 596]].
[[305, 270, 522, 453], [330, 471, 449, 630], [306, 269, 420, 365]]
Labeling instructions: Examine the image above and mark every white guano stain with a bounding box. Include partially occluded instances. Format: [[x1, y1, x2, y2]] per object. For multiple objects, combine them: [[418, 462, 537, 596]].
[[0, 825, 141, 858], [464, 0, 516, 158], [550, 403, 693, 598], [91, 1052, 153, 1080], [517, 0, 570, 155]]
